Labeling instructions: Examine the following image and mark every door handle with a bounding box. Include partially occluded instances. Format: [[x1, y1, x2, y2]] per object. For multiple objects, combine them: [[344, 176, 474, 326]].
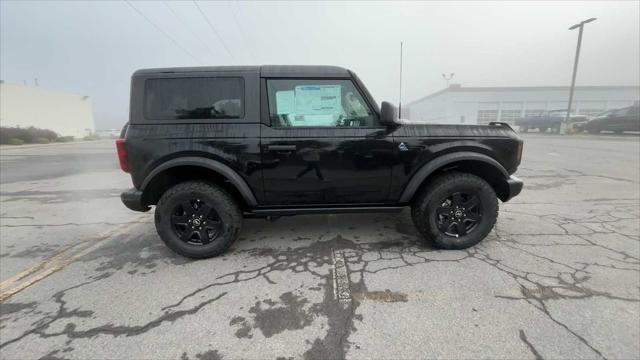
[[268, 145, 297, 152]]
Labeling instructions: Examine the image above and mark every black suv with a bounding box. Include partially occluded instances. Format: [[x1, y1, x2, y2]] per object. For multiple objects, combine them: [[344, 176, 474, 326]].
[[118, 65, 523, 258]]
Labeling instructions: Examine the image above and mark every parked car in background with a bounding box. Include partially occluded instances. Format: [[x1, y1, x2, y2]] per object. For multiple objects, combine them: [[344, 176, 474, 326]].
[[515, 110, 588, 133], [578, 105, 640, 134]]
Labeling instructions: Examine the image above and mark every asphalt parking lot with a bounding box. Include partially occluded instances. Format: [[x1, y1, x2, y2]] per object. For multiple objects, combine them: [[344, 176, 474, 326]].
[[0, 134, 638, 359]]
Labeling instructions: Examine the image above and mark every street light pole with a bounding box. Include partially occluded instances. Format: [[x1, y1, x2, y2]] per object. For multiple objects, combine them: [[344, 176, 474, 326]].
[[562, 17, 596, 135], [442, 73, 455, 88]]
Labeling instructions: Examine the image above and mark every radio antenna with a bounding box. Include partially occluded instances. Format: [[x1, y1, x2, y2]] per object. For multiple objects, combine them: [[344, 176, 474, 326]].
[[399, 41, 403, 119]]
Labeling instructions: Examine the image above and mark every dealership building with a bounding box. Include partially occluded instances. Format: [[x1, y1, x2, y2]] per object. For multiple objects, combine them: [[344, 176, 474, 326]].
[[0, 81, 95, 138], [404, 85, 640, 125]]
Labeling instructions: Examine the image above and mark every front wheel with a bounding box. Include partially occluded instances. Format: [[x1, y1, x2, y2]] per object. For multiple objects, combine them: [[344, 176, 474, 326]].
[[155, 181, 242, 259], [411, 172, 498, 249]]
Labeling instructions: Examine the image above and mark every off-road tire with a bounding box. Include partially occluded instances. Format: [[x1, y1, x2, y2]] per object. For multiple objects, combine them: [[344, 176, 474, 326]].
[[411, 172, 498, 249], [155, 181, 242, 259]]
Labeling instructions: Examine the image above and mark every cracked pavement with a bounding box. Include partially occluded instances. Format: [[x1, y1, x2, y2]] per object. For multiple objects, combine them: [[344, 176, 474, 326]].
[[0, 135, 638, 359]]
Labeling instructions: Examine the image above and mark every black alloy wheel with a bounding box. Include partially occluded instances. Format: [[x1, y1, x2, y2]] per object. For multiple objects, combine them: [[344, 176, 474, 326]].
[[435, 192, 482, 237], [411, 172, 498, 250], [155, 181, 242, 258], [171, 199, 223, 245]]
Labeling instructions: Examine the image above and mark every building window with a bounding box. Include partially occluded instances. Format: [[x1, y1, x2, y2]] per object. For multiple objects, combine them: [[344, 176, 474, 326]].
[[499, 110, 522, 124], [524, 109, 545, 118], [477, 110, 498, 124]]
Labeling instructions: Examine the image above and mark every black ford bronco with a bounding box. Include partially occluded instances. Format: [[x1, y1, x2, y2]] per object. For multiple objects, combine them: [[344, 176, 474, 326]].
[[118, 65, 523, 258]]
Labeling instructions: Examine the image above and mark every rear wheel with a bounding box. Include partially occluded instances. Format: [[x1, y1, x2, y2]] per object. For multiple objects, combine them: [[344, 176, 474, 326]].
[[155, 181, 242, 259], [411, 172, 498, 249]]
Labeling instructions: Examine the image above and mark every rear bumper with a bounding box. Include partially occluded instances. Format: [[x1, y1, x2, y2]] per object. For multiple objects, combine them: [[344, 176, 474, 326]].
[[121, 188, 150, 212], [503, 175, 524, 202]]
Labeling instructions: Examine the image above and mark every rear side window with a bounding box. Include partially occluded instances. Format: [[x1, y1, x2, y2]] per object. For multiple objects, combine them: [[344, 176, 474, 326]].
[[144, 77, 244, 120]]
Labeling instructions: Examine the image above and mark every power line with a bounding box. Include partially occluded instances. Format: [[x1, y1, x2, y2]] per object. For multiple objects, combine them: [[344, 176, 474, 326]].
[[228, 0, 256, 64], [124, 0, 202, 64], [162, 1, 219, 63], [192, 0, 235, 62]]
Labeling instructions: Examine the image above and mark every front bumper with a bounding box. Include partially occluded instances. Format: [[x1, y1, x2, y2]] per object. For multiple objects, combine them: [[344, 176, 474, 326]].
[[503, 175, 524, 202], [121, 188, 150, 212]]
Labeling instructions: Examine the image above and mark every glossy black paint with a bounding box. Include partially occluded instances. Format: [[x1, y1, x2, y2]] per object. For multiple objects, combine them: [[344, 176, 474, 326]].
[[260, 125, 395, 205], [121, 66, 524, 213]]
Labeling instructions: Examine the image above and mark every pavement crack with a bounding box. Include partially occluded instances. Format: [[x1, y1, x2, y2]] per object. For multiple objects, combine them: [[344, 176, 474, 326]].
[[519, 329, 543, 360]]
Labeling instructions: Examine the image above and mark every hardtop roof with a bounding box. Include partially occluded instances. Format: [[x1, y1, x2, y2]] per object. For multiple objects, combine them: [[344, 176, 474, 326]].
[[133, 65, 351, 78]]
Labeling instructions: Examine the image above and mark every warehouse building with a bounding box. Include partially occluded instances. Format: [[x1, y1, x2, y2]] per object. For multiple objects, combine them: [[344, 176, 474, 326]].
[[0, 81, 95, 138], [404, 85, 640, 125]]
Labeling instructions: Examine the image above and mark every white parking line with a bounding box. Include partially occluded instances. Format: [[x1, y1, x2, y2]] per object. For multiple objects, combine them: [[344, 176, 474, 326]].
[[332, 249, 352, 303]]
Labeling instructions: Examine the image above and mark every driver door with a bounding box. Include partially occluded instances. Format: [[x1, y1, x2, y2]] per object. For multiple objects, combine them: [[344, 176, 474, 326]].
[[260, 78, 395, 205]]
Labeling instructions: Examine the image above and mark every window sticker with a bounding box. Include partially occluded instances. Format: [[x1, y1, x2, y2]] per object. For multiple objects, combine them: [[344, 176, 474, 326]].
[[294, 85, 342, 115]]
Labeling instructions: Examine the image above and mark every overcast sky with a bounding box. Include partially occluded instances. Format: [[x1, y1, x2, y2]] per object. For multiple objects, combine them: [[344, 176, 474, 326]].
[[1, 0, 639, 129]]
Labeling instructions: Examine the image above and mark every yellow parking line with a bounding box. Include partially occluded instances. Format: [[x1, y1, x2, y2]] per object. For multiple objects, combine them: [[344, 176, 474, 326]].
[[0, 218, 147, 301], [0, 242, 85, 290]]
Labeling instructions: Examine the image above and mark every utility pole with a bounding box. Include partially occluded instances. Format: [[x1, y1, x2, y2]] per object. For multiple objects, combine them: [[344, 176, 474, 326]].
[[442, 73, 455, 88], [399, 41, 403, 119], [562, 17, 596, 135]]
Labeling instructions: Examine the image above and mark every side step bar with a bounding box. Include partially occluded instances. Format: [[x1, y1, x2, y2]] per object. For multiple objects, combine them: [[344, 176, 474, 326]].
[[244, 206, 404, 218]]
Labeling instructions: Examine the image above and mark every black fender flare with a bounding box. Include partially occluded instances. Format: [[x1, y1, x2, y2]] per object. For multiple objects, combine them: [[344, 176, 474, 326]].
[[141, 157, 258, 207], [399, 152, 509, 203]]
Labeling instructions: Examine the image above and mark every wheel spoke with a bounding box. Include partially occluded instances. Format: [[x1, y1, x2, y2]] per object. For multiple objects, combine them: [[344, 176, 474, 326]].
[[451, 193, 463, 207], [179, 229, 194, 241], [197, 230, 211, 245], [455, 221, 467, 236], [206, 219, 221, 228], [463, 195, 479, 209], [438, 219, 453, 232], [172, 213, 189, 223], [466, 212, 480, 221], [195, 203, 212, 217], [436, 206, 451, 216], [181, 201, 195, 215]]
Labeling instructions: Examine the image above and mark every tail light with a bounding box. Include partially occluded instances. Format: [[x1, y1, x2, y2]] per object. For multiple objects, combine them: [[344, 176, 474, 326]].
[[516, 141, 523, 165], [115, 139, 129, 173]]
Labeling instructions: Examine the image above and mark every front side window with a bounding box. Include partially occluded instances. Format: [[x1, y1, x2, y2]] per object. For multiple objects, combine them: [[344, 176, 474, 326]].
[[145, 77, 243, 120], [267, 79, 376, 128]]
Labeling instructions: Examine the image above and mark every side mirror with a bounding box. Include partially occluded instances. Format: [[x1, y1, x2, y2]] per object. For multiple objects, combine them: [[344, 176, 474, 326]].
[[380, 101, 398, 125]]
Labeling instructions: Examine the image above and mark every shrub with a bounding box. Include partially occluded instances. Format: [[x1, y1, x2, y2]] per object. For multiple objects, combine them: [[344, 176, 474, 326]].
[[8, 138, 24, 145], [34, 137, 50, 144], [0, 126, 59, 144], [82, 134, 100, 141], [56, 136, 74, 143]]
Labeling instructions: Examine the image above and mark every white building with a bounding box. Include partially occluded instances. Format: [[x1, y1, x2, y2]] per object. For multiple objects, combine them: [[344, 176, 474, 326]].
[[0, 81, 95, 138], [404, 85, 640, 125]]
